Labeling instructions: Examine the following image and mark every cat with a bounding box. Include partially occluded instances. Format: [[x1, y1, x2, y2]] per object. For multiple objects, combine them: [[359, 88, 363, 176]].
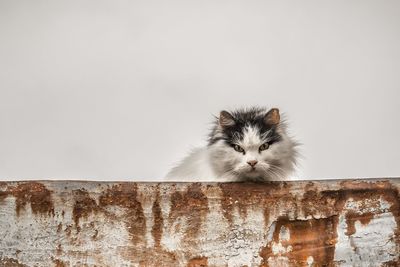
[[165, 107, 299, 182]]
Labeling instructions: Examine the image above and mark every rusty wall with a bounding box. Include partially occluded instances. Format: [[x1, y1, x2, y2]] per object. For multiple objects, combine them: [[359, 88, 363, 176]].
[[0, 179, 399, 266]]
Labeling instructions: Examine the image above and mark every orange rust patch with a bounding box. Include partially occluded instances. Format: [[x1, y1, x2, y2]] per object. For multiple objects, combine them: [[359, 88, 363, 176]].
[[169, 183, 208, 246], [260, 216, 338, 267], [3, 182, 55, 216], [187, 256, 208, 267], [99, 183, 146, 246], [344, 211, 374, 236], [0, 257, 27, 267], [72, 189, 99, 230]]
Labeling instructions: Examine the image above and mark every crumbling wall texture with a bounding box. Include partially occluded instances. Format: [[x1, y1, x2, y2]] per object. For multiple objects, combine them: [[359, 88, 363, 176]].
[[0, 179, 399, 266]]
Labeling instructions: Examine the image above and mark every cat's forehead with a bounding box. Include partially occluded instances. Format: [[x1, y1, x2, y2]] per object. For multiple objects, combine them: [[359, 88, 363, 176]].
[[229, 125, 269, 145], [239, 126, 264, 146], [220, 119, 283, 147]]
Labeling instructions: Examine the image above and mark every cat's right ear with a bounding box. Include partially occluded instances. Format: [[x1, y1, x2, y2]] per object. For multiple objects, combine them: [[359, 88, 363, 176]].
[[219, 110, 235, 127], [264, 108, 280, 126]]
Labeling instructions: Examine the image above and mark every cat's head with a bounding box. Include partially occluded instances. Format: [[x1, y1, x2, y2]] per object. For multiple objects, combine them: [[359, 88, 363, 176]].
[[208, 107, 298, 181]]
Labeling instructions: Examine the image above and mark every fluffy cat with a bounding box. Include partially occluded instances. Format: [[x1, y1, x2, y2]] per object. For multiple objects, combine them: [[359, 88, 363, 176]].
[[165, 107, 299, 182]]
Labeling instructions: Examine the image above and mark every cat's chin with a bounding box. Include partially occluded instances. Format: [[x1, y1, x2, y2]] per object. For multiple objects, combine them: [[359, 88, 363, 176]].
[[236, 173, 268, 182], [241, 169, 264, 179]]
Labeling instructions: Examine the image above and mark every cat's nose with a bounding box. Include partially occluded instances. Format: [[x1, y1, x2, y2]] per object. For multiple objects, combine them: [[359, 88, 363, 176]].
[[247, 160, 258, 167]]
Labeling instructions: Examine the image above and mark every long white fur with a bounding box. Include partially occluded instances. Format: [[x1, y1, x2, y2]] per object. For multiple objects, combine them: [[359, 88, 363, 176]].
[[165, 111, 298, 182]]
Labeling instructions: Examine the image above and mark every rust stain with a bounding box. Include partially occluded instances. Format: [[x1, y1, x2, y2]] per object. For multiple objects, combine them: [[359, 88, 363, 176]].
[[57, 222, 63, 233], [90, 222, 99, 240], [187, 256, 208, 267], [344, 211, 374, 236], [152, 187, 163, 248], [52, 258, 67, 267], [56, 244, 62, 256], [300, 182, 323, 217], [99, 183, 146, 246], [219, 182, 291, 225], [64, 224, 73, 237], [260, 216, 338, 267], [72, 189, 99, 230], [0, 191, 7, 204], [259, 245, 272, 267], [169, 183, 209, 245], [115, 186, 180, 266], [0, 182, 7, 203], [299, 180, 400, 265], [118, 247, 178, 266], [2, 182, 55, 216], [1, 180, 400, 266], [383, 260, 400, 266], [0, 257, 27, 267], [327, 180, 400, 244], [138, 251, 178, 266], [259, 180, 400, 267], [302, 180, 400, 224]]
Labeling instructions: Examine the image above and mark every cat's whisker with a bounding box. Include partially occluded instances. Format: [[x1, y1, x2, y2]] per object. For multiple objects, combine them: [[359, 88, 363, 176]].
[[271, 165, 287, 175], [165, 107, 298, 182], [266, 168, 280, 179]]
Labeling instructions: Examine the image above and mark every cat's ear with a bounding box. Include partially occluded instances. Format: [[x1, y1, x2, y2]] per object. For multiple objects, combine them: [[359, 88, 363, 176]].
[[264, 108, 280, 126], [219, 110, 235, 127]]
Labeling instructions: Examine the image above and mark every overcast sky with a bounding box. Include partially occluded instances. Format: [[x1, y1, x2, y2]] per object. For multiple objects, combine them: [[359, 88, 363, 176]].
[[0, 0, 399, 181]]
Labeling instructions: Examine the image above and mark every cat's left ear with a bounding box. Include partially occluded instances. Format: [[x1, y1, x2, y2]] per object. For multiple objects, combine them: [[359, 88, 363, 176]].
[[264, 108, 280, 126], [219, 110, 235, 127]]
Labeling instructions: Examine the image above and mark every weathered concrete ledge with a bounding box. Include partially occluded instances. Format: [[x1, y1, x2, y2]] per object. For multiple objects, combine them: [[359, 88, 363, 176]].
[[0, 179, 399, 266]]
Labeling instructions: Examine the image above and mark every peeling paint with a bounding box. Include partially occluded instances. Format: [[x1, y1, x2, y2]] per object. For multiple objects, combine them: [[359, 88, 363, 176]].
[[0, 179, 399, 266], [334, 198, 398, 265]]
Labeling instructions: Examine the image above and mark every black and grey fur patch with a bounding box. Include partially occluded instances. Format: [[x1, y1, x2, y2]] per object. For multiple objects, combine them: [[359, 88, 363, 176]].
[[208, 107, 282, 146]]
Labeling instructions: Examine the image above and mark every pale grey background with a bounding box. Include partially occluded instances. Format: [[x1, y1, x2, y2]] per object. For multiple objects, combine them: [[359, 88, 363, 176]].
[[0, 0, 399, 181]]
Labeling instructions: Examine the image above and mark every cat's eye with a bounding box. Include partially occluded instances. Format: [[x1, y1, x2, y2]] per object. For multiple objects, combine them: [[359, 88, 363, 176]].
[[233, 144, 245, 153], [259, 143, 269, 152]]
